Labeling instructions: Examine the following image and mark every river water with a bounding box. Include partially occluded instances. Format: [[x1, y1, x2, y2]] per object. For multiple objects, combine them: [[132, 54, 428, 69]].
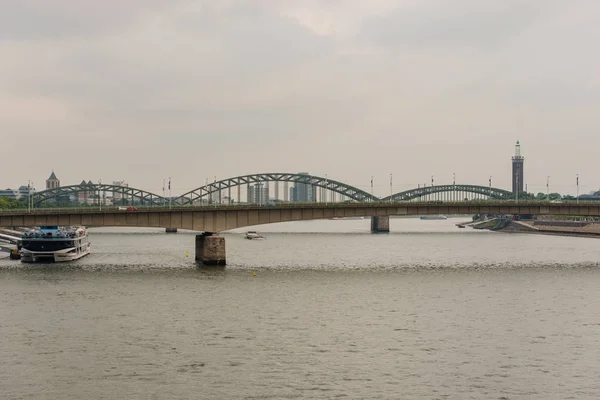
[[1, 218, 600, 399]]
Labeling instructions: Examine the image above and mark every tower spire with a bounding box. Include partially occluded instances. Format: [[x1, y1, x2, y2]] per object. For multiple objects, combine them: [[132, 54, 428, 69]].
[[511, 140, 524, 196]]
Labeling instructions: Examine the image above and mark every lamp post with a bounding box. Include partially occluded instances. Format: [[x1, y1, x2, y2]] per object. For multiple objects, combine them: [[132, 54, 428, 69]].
[[389, 173, 393, 203], [546, 176, 550, 200], [168, 177, 172, 209], [370, 176, 374, 201], [453, 173, 456, 202], [576, 174, 579, 204], [27, 180, 31, 213]]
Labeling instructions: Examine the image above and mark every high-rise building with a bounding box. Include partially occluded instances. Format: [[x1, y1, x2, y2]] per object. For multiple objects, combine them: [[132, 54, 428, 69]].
[[46, 171, 60, 190], [290, 173, 316, 202], [512, 140, 524, 195], [247, 183, 269, 205]]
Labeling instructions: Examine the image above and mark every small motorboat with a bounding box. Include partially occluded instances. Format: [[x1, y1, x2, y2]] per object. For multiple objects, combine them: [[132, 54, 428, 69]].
[[245, 231, 265, 240], [457, 225, 465, 228]]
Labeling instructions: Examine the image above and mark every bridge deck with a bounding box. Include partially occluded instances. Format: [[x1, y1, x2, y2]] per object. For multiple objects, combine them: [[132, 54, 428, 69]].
[[1, 201, 599, 232]]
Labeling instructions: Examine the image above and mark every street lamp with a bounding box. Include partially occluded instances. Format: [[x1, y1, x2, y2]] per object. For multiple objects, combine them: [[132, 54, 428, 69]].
[[27, 180, 31, 213], [389, 173, 393, 203], [576, 174, 579, 204], [99, 179, 102, 211], [547, 176, 550, 200]]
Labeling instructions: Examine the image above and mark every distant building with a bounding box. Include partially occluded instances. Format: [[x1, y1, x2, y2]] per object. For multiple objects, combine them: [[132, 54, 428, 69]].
[[0, 189, 19, 199], [112, 180, 128, 204], [290, 173, 316, 202], [77, 180, 95, 204], [511, 141, 524, 195], [18, 185, 35, 199], [46, 171, 60, 190], [247, 183, 269, 205]]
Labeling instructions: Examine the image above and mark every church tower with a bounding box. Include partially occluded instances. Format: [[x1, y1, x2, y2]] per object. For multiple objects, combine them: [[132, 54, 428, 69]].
[[46, 171, 60, 190]]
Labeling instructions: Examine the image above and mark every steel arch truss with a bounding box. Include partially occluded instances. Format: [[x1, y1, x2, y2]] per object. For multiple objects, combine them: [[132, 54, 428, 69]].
[[31, 184, 166, 206], [175, 173, 378, 204], [382, 184, 514, 202]]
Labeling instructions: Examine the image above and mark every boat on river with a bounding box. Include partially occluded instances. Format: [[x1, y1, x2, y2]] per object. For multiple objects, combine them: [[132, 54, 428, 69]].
[[245, 231, 265, 240], [20, 226, 90, 263], [420, 215, 448, 220]]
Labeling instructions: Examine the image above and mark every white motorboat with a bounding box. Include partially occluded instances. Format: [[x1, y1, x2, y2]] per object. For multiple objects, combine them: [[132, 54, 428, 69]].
[[245, 231, 265, 240]]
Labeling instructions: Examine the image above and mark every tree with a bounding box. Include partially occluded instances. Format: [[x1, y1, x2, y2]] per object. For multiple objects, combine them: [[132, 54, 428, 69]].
[[0, 197, 25, 209]]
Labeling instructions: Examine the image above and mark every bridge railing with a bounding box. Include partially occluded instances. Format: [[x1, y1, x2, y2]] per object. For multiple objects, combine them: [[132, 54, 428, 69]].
[[1, 200, 599, 214]]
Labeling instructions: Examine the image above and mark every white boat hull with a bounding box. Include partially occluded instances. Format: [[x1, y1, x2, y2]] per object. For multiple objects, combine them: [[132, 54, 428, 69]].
[[20, 245, 91, 263]]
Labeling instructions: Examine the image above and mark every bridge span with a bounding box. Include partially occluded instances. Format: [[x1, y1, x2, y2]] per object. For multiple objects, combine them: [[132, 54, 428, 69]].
[[2, 201, 599, 265]]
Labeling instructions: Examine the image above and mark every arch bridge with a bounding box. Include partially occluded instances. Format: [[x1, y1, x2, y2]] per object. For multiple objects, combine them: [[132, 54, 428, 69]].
[[32, 184, 165, 207], [27, 175, 515, 206], [173, 173, 378, 205], [384, 184, 514, 202]]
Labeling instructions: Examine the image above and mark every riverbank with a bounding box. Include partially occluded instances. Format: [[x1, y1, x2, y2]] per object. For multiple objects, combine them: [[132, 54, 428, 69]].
[[492, 219, 600, 238]]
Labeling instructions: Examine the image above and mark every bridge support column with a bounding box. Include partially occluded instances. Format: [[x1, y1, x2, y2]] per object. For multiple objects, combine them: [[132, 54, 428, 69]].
[[371, 216, 390, 233], [166, 228, 178, 233], [195, 232, 226, 266]]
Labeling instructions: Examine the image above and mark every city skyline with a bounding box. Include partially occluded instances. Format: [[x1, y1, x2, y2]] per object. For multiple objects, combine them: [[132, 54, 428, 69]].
[[2, 1, 599, 194]]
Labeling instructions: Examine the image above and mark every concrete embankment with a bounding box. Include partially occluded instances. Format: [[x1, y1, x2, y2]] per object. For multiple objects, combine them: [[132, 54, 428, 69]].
[[496, 220, 600, 238]]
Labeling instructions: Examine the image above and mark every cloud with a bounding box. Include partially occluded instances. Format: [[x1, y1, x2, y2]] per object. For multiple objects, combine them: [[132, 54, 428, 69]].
[[1, 0, 599, 195]]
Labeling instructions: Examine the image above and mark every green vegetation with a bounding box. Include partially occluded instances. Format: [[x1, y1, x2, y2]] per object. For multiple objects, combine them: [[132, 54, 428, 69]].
[[0, 197, 26, 209]]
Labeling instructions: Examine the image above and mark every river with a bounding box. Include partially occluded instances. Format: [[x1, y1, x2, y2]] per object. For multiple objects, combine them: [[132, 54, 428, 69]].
[[1, 217, 599, 399]]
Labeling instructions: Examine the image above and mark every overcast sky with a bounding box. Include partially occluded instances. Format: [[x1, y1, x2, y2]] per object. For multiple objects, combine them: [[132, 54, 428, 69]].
[[1, 0, 598, 196]]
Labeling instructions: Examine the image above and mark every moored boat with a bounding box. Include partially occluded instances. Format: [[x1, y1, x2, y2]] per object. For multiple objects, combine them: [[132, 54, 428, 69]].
[[245, 231, 265, 240], [420, 215, 448, 220], [20, 226, 90, 263]]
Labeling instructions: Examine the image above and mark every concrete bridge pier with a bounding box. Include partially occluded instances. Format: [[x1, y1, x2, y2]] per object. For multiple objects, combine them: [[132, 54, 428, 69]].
[[371, 216, 390, 233], [195, 232, 226, 266]]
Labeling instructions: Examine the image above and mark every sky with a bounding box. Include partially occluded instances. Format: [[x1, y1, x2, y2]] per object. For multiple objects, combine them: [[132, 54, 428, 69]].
[[1, 0, 599, 197]]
